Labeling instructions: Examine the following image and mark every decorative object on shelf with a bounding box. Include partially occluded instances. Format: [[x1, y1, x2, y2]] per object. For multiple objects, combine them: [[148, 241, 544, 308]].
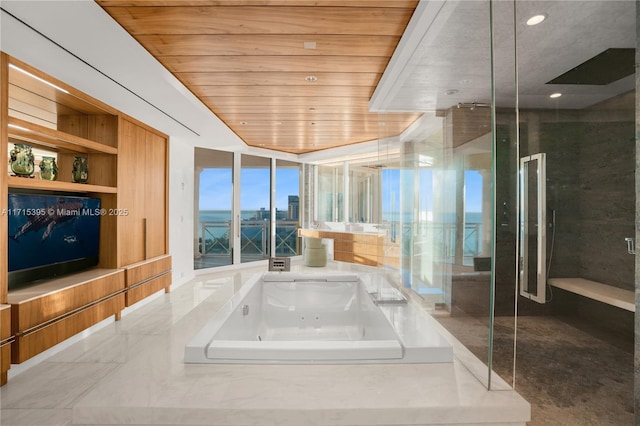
[[9, 143, 35, 177], [38, 156, 58, 181], [72, 156, 89, 183]]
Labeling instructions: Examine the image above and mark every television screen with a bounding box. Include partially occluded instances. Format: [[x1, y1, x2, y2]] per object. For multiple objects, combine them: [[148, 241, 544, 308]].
[[8, 193, 101, 289]]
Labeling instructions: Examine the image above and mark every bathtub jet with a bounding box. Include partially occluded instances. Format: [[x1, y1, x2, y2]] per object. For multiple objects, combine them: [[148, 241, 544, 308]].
[[184, 273, 453, 364]]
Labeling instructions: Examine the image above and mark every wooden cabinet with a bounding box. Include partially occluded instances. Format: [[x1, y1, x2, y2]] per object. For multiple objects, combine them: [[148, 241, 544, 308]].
[[118, 119, 168, 266], [0, 53, 171, 380], [0, 305, 11, 385], [8, 269, 125, 363], [124, 254, 172, 307], [298, 229, 386, 267]]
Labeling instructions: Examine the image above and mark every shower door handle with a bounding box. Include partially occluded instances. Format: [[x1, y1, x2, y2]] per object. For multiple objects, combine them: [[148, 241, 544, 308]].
[[625, 237, 635, 255]]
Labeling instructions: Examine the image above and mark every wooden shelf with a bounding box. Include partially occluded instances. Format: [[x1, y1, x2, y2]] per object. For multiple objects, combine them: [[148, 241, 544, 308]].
[[7, 175, 117, 194], [8, 117, 117, 155]]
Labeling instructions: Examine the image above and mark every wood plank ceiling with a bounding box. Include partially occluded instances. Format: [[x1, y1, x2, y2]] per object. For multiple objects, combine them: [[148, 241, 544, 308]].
[[96, 0, 421, 154]]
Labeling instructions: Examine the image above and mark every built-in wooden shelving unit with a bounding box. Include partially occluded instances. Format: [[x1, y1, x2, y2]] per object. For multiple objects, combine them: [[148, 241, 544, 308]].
[[0, 52, 171, 385]]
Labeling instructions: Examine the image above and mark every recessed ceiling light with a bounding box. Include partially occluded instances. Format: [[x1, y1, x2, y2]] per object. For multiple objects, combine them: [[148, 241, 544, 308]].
[[305, 76, 318, 83], [303, 41, 317, 50], [549, 92, 562, 99], [526, 14, 547, 26], [445, 89, 459, 96]]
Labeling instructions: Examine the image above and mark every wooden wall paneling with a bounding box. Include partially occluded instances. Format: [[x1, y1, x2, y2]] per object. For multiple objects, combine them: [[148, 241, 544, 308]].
[[55, 152, 75, 184], [87, 115, 119, 147], [118, 118, 146, 266], [58, 115, 118, 148], [12, 294, 124, 363], [88, 153, 118, 187], [1, 53, 9, 305], [57, 115, 89, 139], [144, 130, 168, 259], [98, 193, 119, 269]]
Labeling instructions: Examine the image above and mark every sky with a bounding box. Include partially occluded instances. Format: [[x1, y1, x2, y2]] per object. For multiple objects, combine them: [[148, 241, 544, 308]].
[[198, 167, 299, 211], [199, 166, 483, 213]]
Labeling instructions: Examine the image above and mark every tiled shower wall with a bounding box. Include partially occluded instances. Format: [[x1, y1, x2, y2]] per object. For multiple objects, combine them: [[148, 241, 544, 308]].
[[535, 105, 635, 290]]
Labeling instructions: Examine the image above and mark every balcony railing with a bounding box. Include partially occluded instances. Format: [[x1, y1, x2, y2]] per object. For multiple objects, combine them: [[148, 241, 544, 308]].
[[198, 220, 300, 260], [392, 221, 483, 265]]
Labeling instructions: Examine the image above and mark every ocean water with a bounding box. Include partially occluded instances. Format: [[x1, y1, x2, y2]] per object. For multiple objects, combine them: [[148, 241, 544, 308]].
[[197, 210, 485, 257], [199, 210, 483, 224], [197, 210, 482, 241]]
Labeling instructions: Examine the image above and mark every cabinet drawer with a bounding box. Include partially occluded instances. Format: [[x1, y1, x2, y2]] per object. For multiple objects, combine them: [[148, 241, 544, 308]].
[[0, 305, 10, 340], [125, 272, 171, 307], [1, 305, 11, 385], [10, 270, 125, 332], [12, 294, 124, 363], [125, 255, 171, 286]]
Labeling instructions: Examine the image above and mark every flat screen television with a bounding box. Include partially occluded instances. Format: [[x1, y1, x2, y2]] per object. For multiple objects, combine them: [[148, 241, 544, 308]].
[[7, 192, 101, 290]]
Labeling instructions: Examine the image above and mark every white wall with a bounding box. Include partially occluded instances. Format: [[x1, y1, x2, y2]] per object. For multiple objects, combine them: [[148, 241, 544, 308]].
[[169, 138, 196, 286]]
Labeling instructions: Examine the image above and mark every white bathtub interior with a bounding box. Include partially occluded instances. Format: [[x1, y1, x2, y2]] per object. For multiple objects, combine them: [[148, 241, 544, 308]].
[[185, 272, 453, 364]]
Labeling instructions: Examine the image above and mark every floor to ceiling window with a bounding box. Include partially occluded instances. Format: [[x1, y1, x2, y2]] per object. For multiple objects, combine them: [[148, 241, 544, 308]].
[[194, 148, 234, 269], [275, 160, 301, 257], [194, 151, 302, 268], [239, 155, 271, 263]]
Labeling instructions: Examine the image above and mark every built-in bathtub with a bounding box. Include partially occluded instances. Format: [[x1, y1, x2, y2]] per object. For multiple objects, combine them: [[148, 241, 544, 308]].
[[184, 273, 453, 364]]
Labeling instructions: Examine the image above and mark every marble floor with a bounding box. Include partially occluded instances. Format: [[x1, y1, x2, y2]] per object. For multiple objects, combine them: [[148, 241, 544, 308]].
[[0, 261, 530, 426]]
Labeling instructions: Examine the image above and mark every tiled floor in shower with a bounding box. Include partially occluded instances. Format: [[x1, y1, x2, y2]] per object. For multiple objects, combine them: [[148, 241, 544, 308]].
[[437, 313, 634, 425]]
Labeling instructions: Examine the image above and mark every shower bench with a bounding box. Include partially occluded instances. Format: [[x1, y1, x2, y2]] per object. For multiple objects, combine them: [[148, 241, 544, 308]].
[[547, 278, 634, 312]]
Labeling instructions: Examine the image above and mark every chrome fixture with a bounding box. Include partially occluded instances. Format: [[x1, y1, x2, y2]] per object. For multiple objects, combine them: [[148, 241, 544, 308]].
[[625, 238, 635, 255], [456, 102, 490, 110]]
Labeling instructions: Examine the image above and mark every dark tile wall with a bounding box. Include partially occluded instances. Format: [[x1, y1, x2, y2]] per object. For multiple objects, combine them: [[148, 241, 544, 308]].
[[634, 4, 639, 420], [577, 121, 635, 288], [493, 100, 635, 318]]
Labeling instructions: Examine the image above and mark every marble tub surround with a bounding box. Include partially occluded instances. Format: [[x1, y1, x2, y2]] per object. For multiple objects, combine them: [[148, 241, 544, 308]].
[[0, 261, 529, 426], [185, 272, 453, 364]]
